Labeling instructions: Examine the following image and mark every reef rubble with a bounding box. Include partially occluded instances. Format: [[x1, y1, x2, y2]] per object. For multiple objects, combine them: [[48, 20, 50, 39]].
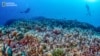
[[0, 17, 100, 56]]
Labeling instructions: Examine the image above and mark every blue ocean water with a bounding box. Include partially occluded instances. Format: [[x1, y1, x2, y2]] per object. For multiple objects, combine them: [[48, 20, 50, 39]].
[[0, 0, 100, 27]]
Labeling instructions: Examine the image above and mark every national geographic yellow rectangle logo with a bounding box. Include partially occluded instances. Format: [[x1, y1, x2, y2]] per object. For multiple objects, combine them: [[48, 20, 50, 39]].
[[2, 2, 17, 7]]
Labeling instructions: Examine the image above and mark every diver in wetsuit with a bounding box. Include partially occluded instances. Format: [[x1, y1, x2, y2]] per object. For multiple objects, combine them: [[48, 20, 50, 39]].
[[20, 8, 30, 13], [86, 4, 91, 16]]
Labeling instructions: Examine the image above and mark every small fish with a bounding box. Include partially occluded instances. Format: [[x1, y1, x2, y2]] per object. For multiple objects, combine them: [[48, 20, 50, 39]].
[[20, 8, 30, 13], [86, 4, 91, 16]]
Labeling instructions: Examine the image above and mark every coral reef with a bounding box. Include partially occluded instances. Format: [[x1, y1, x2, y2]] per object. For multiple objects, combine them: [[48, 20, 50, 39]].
[[52, 48, 64, 56], [0, 17, 100, 56]]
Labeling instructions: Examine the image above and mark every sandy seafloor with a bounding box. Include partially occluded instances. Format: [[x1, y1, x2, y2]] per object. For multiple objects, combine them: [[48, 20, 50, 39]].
[[0, 17, 100, 56]]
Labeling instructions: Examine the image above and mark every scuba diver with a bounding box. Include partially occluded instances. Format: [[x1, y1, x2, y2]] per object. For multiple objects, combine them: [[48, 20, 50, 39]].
[[85, 4, 91, 16], [20, 8, 30, 13]]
